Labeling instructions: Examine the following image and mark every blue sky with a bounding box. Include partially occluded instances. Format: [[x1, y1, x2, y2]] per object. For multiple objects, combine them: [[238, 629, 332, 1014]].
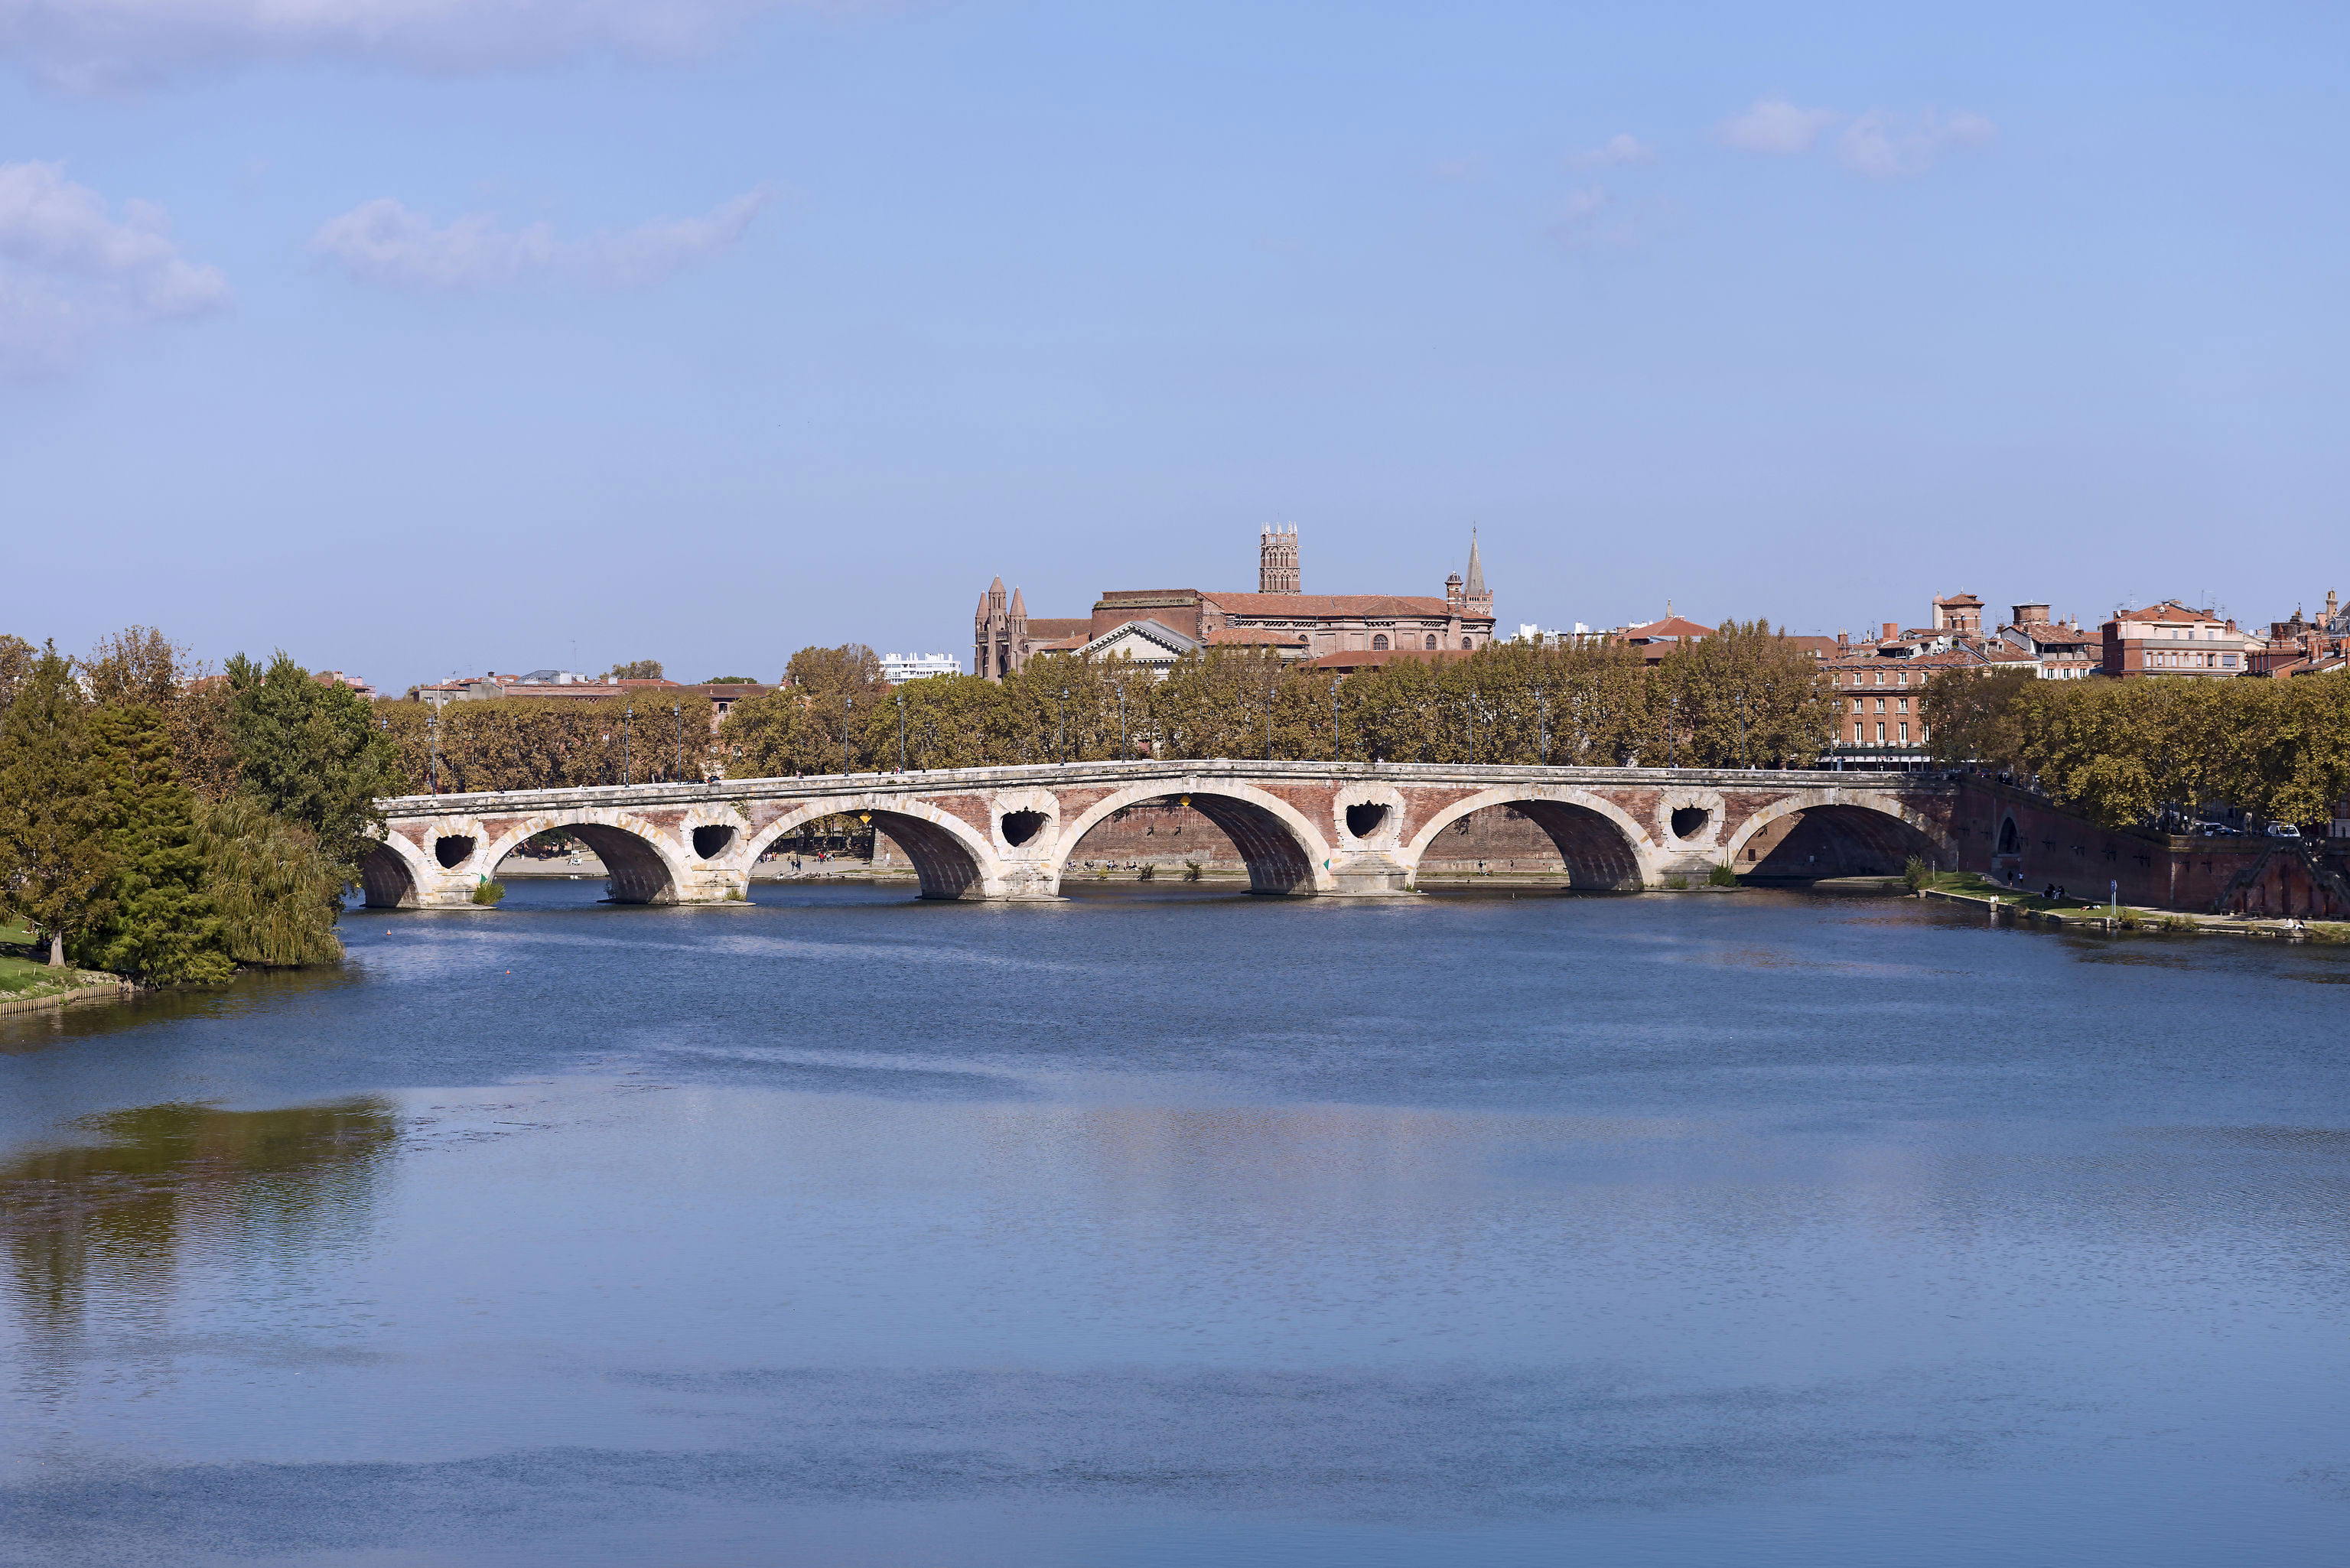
[[5, 0, 2345, 690]]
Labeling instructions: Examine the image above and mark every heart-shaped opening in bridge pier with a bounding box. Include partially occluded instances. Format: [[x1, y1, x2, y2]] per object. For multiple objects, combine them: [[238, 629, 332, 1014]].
[[1669, 807, 1711, 841], [692, 825, 736, 859], [1344, 802, 1389, 839], [434, 835, 476, 868], [1000, 810, 1048, 847]]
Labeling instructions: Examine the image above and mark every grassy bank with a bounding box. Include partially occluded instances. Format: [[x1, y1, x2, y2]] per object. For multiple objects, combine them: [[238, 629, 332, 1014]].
[[0, 918, 130, 1006]]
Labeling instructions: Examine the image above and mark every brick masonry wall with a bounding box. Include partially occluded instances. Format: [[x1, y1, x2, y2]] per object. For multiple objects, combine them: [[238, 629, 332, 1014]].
[[1060, 799, 1579, 873], [1952, 778, 2350, 916]]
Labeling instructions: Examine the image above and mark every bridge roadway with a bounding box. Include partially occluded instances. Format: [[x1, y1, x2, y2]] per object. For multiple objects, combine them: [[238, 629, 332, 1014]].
[[365, 760, 1961, 908]]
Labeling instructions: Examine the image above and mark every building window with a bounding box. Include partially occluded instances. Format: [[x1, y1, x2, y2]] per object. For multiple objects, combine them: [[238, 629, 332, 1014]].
[[1899, 723, 1909, 743], [1876, 722, 1886, 743], [1873, 672, 1884, 685], [1425, 634, 1438, 650], [1875, 698, 1886, 712], [1372, 634, 1388, 650], [1896, 698, 1909, 713]]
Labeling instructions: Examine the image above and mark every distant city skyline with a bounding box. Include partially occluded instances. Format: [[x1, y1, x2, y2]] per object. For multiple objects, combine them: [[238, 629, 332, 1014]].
[[5, 2, 2345, 692]]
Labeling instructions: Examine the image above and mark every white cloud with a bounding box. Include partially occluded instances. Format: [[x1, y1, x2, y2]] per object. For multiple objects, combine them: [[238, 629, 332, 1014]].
[[1568, 133, 1655, 169], [1837, 109, 1997, 178], [1720, 97, 1996, 177], [0, 161, 229, 372], [308, 190, 770, 291], [1719, 98, 1838, 155], [0, 0, 812, 90], [1548, 185, 1616, 249]]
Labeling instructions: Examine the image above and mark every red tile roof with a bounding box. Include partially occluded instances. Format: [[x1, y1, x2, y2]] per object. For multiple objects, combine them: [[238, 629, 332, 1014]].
[[1209, 592, 1470, 619], [2111, 601, 2219, 624], [1621, 614, 1715, 640]]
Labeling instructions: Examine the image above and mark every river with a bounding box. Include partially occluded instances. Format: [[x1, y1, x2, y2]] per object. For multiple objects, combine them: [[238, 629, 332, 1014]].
[[2, 881, 2347, 1566]]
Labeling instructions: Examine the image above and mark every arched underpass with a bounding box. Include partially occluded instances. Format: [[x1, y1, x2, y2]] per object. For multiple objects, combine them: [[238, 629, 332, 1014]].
[[1059, 793, 1315, 894], [1737, 804, 1946, 880], [360, 842, 418, 909], [866, 812, 987, 899], [1413, 801, 1645, 890], [480, 823, 678, 903]]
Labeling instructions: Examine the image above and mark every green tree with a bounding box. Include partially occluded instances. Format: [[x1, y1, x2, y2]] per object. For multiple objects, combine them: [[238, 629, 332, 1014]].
[[191, 796, 345, 967], [604, 659, 665, 681], [76, 704, 235, 984], [0, 633, 40, 711], [0, 646, 111, 966], [223, 652, 398, 880], [785, 644, 888, 703]]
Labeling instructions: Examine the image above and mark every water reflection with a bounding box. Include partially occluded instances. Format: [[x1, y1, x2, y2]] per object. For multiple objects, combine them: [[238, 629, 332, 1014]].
[[0, 1100, 397, 1362]]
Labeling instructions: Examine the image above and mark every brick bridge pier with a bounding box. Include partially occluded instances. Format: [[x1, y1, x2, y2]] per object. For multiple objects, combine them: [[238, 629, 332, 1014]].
[[364, 761, 1961, 908]]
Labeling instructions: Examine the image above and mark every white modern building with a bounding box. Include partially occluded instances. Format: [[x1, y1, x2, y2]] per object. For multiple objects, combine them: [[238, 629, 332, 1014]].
[[880, 652, 963, 684]]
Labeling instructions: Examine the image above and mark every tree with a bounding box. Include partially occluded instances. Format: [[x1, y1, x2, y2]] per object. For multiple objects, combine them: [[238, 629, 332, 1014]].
[[0, 633, 37, 711], [81, 626, 187, 708], [76, 704, 234, 984], [191, 796, 344, 967], [223, 652, 399, 883], [0, 646, 111, 966], [604, 659, 665, 681], [784, 644, 888, 703]]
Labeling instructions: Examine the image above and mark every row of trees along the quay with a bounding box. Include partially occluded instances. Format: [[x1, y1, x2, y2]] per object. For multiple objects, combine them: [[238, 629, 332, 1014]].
[[376, 690, 718, 794], [718, 626, 1837, 776], [0, 629, 394, 979], [1924, 668, 2350, 830]]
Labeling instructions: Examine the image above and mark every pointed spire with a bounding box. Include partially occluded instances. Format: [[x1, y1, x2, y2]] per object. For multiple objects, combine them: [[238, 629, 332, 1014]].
[[1010, 586, 1027, 619], [1464, 526, 1485, 598]]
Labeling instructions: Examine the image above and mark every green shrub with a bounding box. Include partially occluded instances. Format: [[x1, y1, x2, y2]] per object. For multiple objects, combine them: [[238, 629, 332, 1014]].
[[1707, 863, 1738, 887], [1665, 875, 1688, 890], [471, 878, 506, 906], [1902, 856, 1932, 893]]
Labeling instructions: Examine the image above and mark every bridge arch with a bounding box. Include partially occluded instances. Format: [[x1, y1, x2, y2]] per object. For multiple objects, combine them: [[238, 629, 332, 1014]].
[[477, 809, 694, 904], [359, 832, 435, 909], [1402, 787, 1652, 890], [1719, 790, 1953, 879], [738, 798, 998, 900], [1050, 779, 1334, 896]]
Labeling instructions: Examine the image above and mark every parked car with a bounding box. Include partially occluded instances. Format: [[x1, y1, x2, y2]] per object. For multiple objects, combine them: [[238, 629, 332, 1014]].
[[2263, 822, 2303, 838]]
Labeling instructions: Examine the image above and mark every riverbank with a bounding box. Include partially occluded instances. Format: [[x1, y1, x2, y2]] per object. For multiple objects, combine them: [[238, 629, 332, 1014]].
[[1917, 873, 2347, 942], [0, 923, 137, 1015]]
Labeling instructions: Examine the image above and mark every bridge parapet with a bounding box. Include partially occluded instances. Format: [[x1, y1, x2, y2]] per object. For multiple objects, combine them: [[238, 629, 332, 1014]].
[[366, 762, 1960, 908]]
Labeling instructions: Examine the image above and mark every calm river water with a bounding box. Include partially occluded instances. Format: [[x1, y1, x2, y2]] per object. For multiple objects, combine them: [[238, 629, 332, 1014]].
[[3, 881, 2348, 1566]]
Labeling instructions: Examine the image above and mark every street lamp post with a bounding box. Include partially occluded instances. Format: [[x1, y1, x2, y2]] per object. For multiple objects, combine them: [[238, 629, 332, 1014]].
[[1058, 687, 1069, 762], [897, 690, 908, 773], [623, 705, 633, 786], [1535, 685, 1548, 766], [672, 704, 682, 782], [1118, 682, 1129, 760], [427, 705, 441, 794]]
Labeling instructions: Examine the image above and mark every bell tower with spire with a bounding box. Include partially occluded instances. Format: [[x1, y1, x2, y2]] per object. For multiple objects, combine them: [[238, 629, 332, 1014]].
[[1453, 528, 1492, 619]]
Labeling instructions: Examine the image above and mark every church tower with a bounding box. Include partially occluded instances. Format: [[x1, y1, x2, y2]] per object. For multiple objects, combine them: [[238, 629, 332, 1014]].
[[1259, 523, 1300, 594], [974, 577, 1009, 679], [1463, 528, 1492, 619]]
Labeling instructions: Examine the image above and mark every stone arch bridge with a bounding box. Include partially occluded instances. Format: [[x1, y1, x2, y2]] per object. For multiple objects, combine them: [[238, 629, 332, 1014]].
[[365, 761, 1961, 908]]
